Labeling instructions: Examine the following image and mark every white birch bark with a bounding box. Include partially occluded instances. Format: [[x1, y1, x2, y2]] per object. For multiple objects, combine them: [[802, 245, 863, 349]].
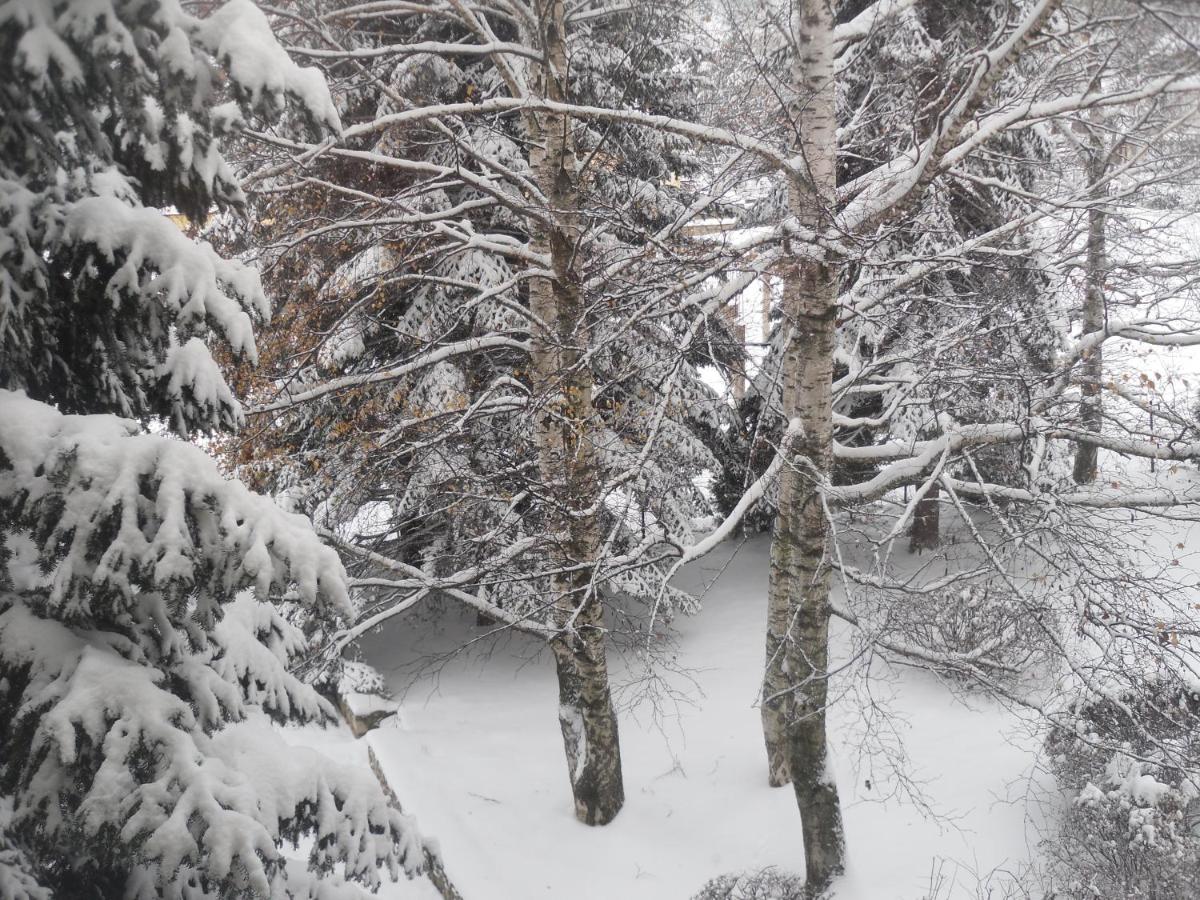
[[762, 0, 845, 889]]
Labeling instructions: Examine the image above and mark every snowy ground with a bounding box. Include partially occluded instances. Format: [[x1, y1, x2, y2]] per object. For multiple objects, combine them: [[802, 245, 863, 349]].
[[350, 538, 1054, 900]]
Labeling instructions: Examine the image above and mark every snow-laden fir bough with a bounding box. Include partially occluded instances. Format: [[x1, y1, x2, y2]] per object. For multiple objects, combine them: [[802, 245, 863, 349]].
[[0, 1, 428, 896]]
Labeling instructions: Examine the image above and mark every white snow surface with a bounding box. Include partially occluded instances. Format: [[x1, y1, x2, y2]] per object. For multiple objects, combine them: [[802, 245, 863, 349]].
[[358, 538, 1048, 900], [197, 0, 342, 133]]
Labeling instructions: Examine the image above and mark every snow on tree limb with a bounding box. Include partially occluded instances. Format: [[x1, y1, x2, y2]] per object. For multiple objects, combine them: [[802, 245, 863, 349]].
[[0, 390, 350, 615], [194, 0, 342, 133], [5, 0, 340, 133], [248, 335, 533, 414], [0, 601, 423, 896], [0, 0, 432, 894]]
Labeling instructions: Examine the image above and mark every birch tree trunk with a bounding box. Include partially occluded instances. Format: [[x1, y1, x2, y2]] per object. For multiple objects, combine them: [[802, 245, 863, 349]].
[[908, 480, 941, 552], [762, 0, 845, 889], [1073, 149, 1107, 484], [527, 0, 624, 826], [762, 274, 774, 345]]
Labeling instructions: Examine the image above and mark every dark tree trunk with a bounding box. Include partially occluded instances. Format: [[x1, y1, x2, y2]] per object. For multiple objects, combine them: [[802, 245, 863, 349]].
[[908, 480, 941, 552], [1074, 150, 1107, 484], [552, 616, 625, 825], [526, 0, 624, 825]]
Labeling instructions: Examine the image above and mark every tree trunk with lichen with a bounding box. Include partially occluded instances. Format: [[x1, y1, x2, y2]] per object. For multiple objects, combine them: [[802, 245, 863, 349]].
[[762, 0, 845, 891], [527, 0, 624, 826]]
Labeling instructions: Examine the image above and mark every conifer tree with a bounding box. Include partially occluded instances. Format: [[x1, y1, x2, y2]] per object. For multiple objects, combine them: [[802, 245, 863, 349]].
[[0, 1, 425, 895]]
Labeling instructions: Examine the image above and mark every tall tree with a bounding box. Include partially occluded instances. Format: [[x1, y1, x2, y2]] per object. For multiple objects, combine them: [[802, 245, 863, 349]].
[[705, 0, 1200, 890], [0, 0, 426, 894], [764, 0, 845, 885], [1057, 1, 1200, 483], [229, 0, 732, 825]]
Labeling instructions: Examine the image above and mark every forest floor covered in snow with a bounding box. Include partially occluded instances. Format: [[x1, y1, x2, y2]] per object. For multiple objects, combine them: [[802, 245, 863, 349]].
[[283, 343, 1200, 900], [339, 537, 1073, 900]]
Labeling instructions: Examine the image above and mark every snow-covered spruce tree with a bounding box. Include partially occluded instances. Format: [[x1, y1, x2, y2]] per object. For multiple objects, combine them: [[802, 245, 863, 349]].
[[226, 0, 731, 825], [0, 1, 425, 895]]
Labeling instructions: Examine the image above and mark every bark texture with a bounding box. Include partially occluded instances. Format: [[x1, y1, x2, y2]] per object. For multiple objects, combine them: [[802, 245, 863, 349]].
[[762, 0, 845, 891], [908, 480, 941, 553], [1074, 149, 1107, 484], [528, 0, 624, 826]]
